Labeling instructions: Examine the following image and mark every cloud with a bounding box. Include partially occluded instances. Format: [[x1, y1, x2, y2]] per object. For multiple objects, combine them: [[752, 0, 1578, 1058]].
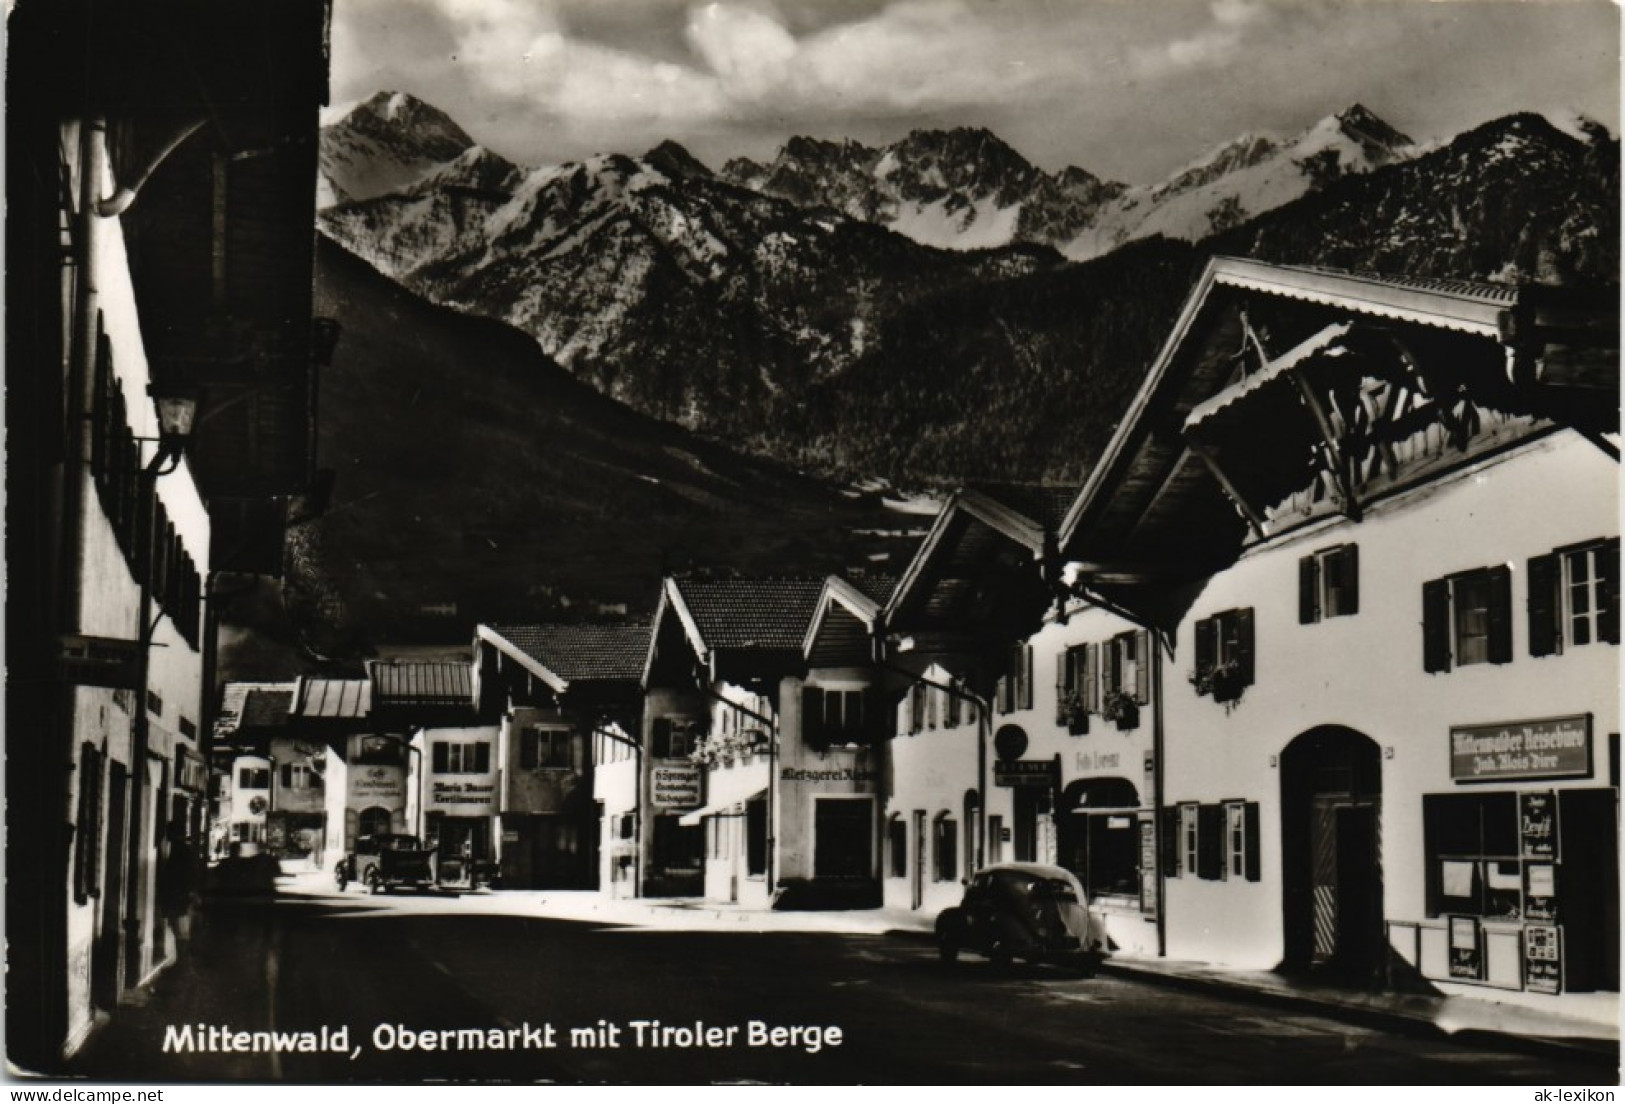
[[686, 3, 800, 100], [1131, 0, 1267, 77]]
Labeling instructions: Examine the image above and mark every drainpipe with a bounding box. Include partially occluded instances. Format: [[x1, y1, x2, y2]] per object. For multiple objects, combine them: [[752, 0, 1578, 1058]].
[[1152, 628, 1168, 959], [63, 118, 104, 633]]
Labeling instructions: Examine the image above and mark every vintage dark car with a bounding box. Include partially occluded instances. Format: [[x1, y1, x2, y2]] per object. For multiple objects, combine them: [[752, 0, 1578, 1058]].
[[936, 862, 1108, 972], [335, 833, 438, 894]]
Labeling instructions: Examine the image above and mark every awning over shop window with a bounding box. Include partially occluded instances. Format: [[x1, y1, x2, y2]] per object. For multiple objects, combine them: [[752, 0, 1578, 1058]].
[[679, 789, 766, 827]]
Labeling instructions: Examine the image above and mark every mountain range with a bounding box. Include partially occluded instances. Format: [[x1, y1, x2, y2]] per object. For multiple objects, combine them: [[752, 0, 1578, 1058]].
[[318, 92, 1616, 487], [282, 92, 1617, 658]]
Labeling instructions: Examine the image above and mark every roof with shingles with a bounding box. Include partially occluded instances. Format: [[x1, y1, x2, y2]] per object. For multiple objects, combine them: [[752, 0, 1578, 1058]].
[[843, 572, 898, 607], [367, 660, 473, 707], [483, 623, 651, 683], [215, 681, 295, 737], [240, 688, 295, 728], [670, 576, 827, 652]]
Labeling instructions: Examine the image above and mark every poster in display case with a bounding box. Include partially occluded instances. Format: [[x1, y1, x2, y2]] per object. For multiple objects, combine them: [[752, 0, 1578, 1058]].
[[1524, 922, 1563, 995]]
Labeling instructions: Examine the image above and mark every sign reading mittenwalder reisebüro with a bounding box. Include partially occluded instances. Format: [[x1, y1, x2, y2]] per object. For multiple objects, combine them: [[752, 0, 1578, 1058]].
[[1449, 715, 1591, 782]]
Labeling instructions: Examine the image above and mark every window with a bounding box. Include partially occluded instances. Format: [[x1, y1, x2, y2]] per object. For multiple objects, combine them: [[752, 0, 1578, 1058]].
[[1104, 631, 1150, 705], [1179, 803, 1199, 876], [74, 743, 105, 904], [995, 644, 1034, 714], [1423, 566, 1512, 672], [280, 762, 322, 790], [1193, 609, 1255, 699], [521, 727, 574, 770], [1529, 538, 1620, 656], [945, 686, 963, 728], [907, 682, 927, 734], [933, 814, 958, 882], [651, 718, 700, 759], [887, 817, 907, 878], [432, 742, 491, 774], [1300, 544, 1360, 622], [988, 814, 1005, 864], [237, 767, 270, 790], [804, 687, 871, 747], [1224, 801, 1261, 881], [1055, 645, 1094, 733]]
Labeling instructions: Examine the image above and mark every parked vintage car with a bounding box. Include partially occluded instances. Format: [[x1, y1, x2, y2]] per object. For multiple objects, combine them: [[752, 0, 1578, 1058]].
[[935, 862, 1108, 973], [334, 833, 438, 894]]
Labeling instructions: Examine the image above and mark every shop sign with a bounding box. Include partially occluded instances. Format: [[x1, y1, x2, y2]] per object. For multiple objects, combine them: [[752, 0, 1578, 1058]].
[[57, 633, 141, 689], [350, 766, 403, 802], [1448, 916, 1482, 980], [651, 764, 702, 808], [1138, 818, 1158, 918], [994, 759, 1056, 788], [1449, 715, 1591, 782], [1524, 863, 1558, 923], [993, 725, 1028, 762], [1524, 923, 1562, 994], [1519, 792, 1558, 859], [430, 780, 496, 809]]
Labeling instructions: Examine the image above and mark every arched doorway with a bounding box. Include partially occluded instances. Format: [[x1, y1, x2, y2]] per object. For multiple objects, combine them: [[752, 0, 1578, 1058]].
[[358, 805, 393, 840], [1280, 727, 1384, 982]]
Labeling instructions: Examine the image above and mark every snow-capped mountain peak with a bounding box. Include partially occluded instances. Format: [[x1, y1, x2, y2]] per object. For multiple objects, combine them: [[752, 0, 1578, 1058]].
[[318, 90, 481, 208]]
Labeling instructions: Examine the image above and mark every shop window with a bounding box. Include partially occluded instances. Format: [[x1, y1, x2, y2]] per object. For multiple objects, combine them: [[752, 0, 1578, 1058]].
[[1193, 609, 1254, 701], [1300, 544, 1360, 623], [653, 816, 702, 871], [1076, 812, 1142, 899], [933, 814, 958, 882], [887, 817, 907, 878], [995, 644, 1034, 714], [521, 727, 574, 770], [432, 742, 490, 774], [1224, 801, 1261, 882], [1423, 567, 1512, 672], [1529, 538, 1620, 656], [1422, 792, 1523, 919], [237, 766, 270, 790]]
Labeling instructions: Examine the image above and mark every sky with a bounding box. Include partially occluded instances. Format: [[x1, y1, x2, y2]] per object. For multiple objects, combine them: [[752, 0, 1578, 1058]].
[[329, 0, 1622, 184]]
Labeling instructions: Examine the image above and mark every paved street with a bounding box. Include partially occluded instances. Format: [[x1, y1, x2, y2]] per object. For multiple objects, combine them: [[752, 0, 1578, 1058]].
[[68, 875, 1617, 1086]]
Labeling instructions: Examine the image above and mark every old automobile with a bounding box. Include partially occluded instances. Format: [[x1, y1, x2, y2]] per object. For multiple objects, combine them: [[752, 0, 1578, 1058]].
[[935, 862, 1108, 972], [335, 833, 438, 894]]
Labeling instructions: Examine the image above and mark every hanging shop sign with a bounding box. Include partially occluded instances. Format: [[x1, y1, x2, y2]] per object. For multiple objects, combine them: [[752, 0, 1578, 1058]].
[[1449, 715, 1591, 783], [651, 764, 702, 808], [993, 725, 1029, 762], [57, 633, 141, 689]]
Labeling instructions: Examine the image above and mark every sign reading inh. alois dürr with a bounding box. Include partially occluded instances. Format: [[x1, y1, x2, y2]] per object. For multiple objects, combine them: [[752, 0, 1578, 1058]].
[[1449, 715, 1591, 782]]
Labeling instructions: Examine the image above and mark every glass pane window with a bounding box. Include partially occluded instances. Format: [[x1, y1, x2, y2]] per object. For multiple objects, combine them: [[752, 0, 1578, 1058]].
[[1453, 574, 1493, 666], [1566, 547, 1600, 647]]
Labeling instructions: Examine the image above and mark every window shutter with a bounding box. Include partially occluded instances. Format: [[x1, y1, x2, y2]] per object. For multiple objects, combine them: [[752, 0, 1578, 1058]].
[[1487, 565, 1514, 665], [1134, 629, 1151, 705], [1020, 646, 1034, 711], [1527, 552, 1561, 657], [1244, 802, 1261, 882], [1161, 805, 1181, 878], [1055, 650, 1070, 725], [1422, 579, 1452, 673], [1600, 539, 1620, 645], [1342, 544, 1360, 615], [1234, 609, 1255, 687], [1299, 555, 1320, 624], [1194, 617, 1217, 689], [1083, 644, 1098, 713], [1197, 804, 1224, 880], [652, 718, 672, 758]]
